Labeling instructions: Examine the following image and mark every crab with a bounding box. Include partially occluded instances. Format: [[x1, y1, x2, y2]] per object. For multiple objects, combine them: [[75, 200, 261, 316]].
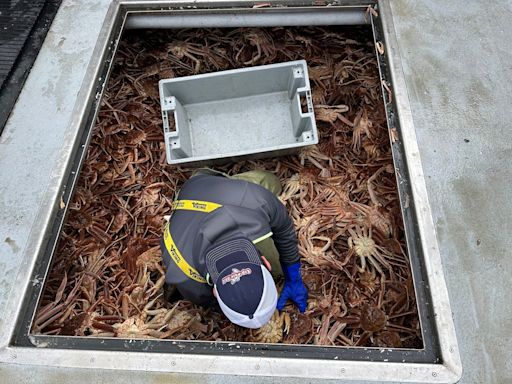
[[301, 235, 336, 268], [304, 186, 353, 222], [334, 303, 388, 346], [314, 104, 352, 127], [113, 316, 155, 338], [364, 164, 396, 208], [283, 312, 313, 344], [316, 315, 350, 346], [109, 208, 129, 234], [167, 309, 194, 331], [80, 267, 105, 305], [136, 182, 165, 208], [60, 312, 120, 337], [136, 245, 165, 275], [352, 109, 372, 152], [166, 41, 206, 73], [298, 146, 333, 177], [114, 299, 200, 339], [374, 330, 402, 348], [347, 225, 392, 275], [67, 206, 111, 244], [133, 77, 160, 100], [299, 218, 346, 270], [357, 269, 380, 294], [308, 65, 333, 89], [245, 310, 291, 343], [360, 303, 387, 332], [301, 269, 325, 293], [133, 245, 166, 298], [280, 173, 301, 201], [279, 168, 324, 206], [239, 29, 276, 65]]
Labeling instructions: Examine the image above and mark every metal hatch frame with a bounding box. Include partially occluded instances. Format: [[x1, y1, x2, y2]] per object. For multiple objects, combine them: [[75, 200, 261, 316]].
[[4, 1, 462, 383]]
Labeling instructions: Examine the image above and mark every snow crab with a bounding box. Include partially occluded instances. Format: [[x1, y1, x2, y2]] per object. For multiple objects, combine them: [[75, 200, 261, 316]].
[[245, 311, 291, 343], [347, 225, 393, 275]]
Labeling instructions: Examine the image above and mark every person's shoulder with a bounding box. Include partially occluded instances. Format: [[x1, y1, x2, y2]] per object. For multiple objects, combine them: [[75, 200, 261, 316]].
[[183, 174, 222, 189], [243, 178, 276, 199], [238, 181, 277, 212], [185, 174, 212, 184]]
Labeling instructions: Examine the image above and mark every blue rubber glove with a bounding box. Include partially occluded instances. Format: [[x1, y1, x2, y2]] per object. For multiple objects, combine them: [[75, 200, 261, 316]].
[[276, 262, 308, 313]]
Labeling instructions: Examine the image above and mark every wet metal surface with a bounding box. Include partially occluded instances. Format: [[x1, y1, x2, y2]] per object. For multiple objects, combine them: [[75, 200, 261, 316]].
[[0, 0, 111, 344], [389, 1, 512, 383]]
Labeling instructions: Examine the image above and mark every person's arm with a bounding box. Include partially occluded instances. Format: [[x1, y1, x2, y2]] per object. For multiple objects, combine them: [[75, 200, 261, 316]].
[[263, 192, 300, 266], [243, 185, 307, 312]]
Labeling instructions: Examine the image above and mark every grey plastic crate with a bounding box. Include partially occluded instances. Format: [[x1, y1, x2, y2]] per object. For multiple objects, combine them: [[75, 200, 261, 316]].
[[159, 60, 318, 165]]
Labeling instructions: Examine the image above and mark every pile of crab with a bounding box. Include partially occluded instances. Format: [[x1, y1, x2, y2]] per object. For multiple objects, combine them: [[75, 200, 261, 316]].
[[34, 25, 422, 348]]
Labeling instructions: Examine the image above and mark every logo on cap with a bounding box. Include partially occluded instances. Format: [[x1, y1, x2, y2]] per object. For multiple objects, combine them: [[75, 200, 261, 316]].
[[221, 268, 252, 285]]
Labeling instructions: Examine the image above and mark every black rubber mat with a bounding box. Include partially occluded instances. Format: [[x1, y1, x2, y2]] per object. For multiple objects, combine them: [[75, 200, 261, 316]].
[[0, 0, 61, 133], [0, 0, 45, 87]]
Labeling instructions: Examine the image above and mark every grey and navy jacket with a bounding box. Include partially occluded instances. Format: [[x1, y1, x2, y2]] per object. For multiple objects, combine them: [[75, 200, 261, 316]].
[[160, 174, 299, 306]]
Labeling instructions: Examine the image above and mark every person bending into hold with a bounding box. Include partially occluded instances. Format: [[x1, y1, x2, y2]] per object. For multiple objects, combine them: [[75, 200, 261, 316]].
[[160, 168, 307, 328]]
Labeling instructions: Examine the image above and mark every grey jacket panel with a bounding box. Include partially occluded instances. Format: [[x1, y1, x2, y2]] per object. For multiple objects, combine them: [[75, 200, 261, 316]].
[[161, 174, 299, 305]]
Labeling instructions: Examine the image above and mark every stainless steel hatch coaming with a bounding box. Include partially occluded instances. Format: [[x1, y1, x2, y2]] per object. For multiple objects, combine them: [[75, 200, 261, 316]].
[[4, 1, 461, 383]]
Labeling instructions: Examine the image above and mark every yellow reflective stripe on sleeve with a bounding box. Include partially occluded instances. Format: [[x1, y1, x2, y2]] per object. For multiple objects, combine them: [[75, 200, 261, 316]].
[[163, 223, 207, 284], [252, 231, 273, 244], [172, 199, 222, 213]]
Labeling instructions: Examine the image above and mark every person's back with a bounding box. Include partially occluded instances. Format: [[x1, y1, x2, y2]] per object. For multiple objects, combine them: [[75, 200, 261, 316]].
[[160, 171, 307, 328]]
